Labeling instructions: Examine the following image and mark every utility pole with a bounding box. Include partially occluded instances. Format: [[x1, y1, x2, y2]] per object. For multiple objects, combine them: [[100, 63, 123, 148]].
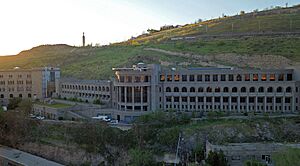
[[174, 133, 182, 166]]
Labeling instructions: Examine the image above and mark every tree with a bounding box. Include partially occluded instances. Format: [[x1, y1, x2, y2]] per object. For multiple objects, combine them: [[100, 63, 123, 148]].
[[206, 150, 228, 166], [129, 148, 155, 166], [17, 99, 32, 116], [7, 98, 22, 110], [240, 11, 245, 15]]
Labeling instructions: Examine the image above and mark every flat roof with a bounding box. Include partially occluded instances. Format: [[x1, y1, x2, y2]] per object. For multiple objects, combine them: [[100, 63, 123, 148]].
[[0, 145, 63, 166]]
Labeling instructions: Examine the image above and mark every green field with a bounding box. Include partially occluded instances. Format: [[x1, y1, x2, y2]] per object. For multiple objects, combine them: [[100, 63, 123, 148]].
[[36, 102, 72, 108]]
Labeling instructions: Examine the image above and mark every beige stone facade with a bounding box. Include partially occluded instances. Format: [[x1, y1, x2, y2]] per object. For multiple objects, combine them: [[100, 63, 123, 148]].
[[0, 67, 60, 105]]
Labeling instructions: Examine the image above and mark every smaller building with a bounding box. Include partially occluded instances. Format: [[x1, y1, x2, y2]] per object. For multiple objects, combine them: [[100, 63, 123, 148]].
[[59, 79, 112, 105], [205, 141, 300, 166]]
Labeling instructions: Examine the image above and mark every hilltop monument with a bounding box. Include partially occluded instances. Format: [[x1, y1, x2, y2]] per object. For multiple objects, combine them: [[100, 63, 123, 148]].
[[82, 32, 85, 47]]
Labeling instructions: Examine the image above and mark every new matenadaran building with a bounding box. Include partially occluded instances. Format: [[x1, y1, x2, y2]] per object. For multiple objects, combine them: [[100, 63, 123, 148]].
[[0, 67, 60, 105], [59, 63, 300, 122]]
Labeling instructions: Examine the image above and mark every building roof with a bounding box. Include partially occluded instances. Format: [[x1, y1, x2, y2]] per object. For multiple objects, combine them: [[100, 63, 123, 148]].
[[0, 145, 63, 166]]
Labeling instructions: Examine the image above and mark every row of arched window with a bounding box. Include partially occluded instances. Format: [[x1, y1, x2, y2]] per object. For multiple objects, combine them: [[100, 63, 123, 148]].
[[62, 84, 110, 92], [165, 86, 292, 93]]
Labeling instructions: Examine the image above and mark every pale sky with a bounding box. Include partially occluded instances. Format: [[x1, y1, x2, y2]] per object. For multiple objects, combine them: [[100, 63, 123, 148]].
[[0, 0, 299, 55]]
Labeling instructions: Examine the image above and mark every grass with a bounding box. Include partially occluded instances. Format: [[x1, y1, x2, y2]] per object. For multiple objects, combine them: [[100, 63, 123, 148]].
[[272, 147, 300, 166], [35, 102, 72, 108]]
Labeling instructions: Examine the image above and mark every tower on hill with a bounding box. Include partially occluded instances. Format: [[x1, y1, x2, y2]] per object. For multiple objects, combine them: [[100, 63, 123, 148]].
[[82, 32, 85, 47]]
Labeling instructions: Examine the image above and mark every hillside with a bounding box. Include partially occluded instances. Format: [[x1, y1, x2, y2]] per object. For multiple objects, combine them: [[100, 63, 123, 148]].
[[0, 5, 299, 79]]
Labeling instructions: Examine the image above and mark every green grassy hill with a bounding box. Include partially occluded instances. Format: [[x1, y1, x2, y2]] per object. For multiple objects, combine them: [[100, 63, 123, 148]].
[[0, 5, 299, 79]]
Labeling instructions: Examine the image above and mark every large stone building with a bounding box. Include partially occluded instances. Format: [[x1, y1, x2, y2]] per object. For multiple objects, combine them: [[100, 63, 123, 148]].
[[59, 63, 300, 122], [0, 67, 60, 105]]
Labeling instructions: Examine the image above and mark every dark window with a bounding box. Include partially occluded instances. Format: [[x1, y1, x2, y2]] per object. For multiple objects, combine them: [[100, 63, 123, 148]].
[[190, 97, 196, 102], [250, 87, 255, 93], [285, 97, 291, 103], [229, 74, 234, 81], [232, 87, 238, 93], [174, 97, 179, 102], [286, 87, 292, 93], [223, 87, 229, 92], [277, 87, 283, 93], [276, 97, 282, 103], [267, 97, 272, 103], [198, 87, 204, 92], [166, 87, 171, 92], [198, 97, 204, 102], [287, 74, 293, 81], [206, 87, 212, 92], [182, 87, 187, 92], [190, 87, 195, 92], [189, 75, 195, 81], [182, 97, 187, 102], [206, 97, 212, 102], [182, 75, 187, 81], [215, 97, 220, 102], [205, 75, 210, 82], [160, 75, 165, 82], [221, 74, 226, 81], [215, 87, 221, 92], [174, 87, 179, 92], [197, 75, 202, 81], [241, 87, 246, 93], [236, 74, 242, 81], [232, 97, 237, 103], [278, 74, 284, 81], [249, 97, 255, 103], [240, 97, 246, 103], [267, 87, 273, 93], [258, 87, 264, 93], [223, 97, 228, 102], [213, 75, 218, 82], [258, 97, 264, 103], [166, 96, 172, 102]]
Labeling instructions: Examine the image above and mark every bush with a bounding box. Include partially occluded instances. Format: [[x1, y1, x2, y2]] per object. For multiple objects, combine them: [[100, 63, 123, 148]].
[[7, 98, 22, 110], [244, 160, 266, 166], [206, 150, 228, 166], [128, 148, 155, 166], [93, 99, 101, 105]]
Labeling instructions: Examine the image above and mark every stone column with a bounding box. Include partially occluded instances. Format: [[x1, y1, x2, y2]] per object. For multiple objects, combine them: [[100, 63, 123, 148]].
[[124, 87, 127, 111], [147, 87, 150, 111], [246, 96, 249, 112], [212, 95, 215, 111], [237, 95, 240, 113], [229, 96, 232, 112], [282, 96, 285, 113], [292, 96, 295, 113], [273, 96, 276, 113], [132, 87, 135, 111], [140, 86, 143, 111], [204, 95, 207, 112], [220, 95, 224, 111], [255, 96, 258, 112], [264, 96, 267, 113]]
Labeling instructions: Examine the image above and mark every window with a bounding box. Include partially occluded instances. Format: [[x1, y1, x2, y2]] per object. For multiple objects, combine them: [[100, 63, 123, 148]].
[[229, 74, 234, 81], [198, 87, 204, 92], [182, 97, 187, 102], [205, 75, 210, 82], [232, 97, 237, 103], [258, 87, 264, 93], [174, 87, 179, 92], [167, 75, 172, 82], [189, 75, 195, 81], [249, 97, 255, 103], [166, 96, 172, 102], [276, 97, 282, 103], [285, 97, 291, 103], [215, 97, 220, 103], [198, 97, 204, 102], [166, 87, 171, 92], [182, 75, 187, 81], [160, 75, 165, 82], [244, 74, 250, 81], [223, 87, 229, 93], [270, 74, 275, 81], [232, 87, 238, 93], [190, 97, 196, 102], [174, 97, 179, 102], [182, 87, 187, 92], [278, 74, 284, 81], [126, 76, 132, 83], [277, 87, 283, 93], [206, 87, 212, 92], [287, 74, 293, 81], [261, 74, 267, 81], [240, 97, 246, 103], [213, 75, 218, 82], [206, 97, 212, 102], [286, 87, 292, 93], [215, 87, 221, 92], [223, 97, 228, 102], [267, 87, 273, 93], [135, 76, 141, 82], [258, 97, 264, 103], [253, 74, 258, 81], [267, 97, 272, 103], [197, 75, 202, 81], [221, 74, 226, 81], [250, 87, 255, 93], [190, 87, 195, 92], [236, 74, 242, 81], [174, 75, 180, 82], [241, 87, 246, 93]]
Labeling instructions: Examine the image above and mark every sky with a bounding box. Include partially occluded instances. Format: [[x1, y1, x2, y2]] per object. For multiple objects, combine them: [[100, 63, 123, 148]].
[[0, 0, 299, 55]]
